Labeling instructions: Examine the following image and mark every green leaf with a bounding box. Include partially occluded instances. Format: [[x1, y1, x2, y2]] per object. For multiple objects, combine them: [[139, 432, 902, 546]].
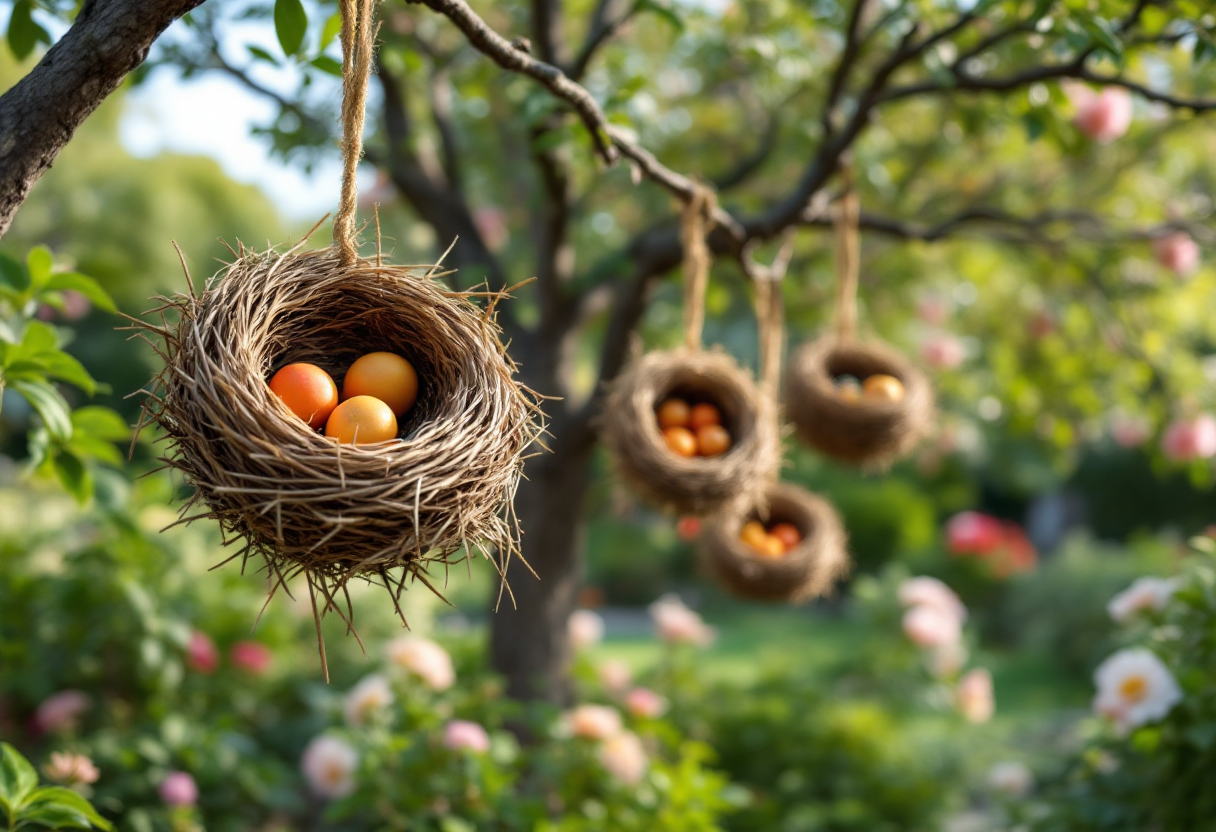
[[52, 451, 92, 503], [0, 743, 38, 808], [311, 54, 342, 76], [25, 245, 54, 290], [7, 353, 97, 394], [247, 44, 277, 63], [6, 0, 48, 61], [25, 788, 112, 830], [72, 406, 129, 441], [43, 272, 116, 312], [319, 11, 342, 51], [19, 319, 59, 355], [637, 0, 684, 33], [274, 0, 308, 57], [10, 379, 72, 441], [15, 803, 94, 829], [0, 251, 28, 293]]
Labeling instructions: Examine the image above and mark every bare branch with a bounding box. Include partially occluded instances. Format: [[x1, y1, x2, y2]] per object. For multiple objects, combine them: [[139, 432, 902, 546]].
[[570, 0, 639, 80], [0, 0, 208, 237], [531, 0, 568, 67], [406, 0, 617, 164]]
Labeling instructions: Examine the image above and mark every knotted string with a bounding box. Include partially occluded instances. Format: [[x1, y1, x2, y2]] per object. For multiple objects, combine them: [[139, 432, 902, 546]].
[[334, 0, 377, 266]]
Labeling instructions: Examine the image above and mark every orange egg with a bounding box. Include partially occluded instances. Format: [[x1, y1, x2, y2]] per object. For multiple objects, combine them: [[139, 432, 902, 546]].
[[740, 520, 768, 551], [657, 398, 692, 429], [695, 424, 732, 457], [689, 403, 722, 431], [662, 426, 698, 457], [342, 352, 419, 417], [324, 396, 399, 445], [770, 523, 802, 552], [268, 363, 339, 429], [863, 373, 906, 403], [758, 535, 787, 559]]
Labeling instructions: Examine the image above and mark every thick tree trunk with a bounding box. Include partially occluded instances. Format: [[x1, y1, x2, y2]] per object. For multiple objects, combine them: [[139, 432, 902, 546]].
[[0, 0, 205, 238], [489, 435, 594, 704]]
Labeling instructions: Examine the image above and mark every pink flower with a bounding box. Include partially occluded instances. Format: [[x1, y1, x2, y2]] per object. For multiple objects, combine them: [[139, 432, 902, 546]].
[[957, 668, 995, 724], [187, 631, 219, 674], [898, 577, 967, 623], [444, 720, 491, 754], [1153, 232, 1200, 277], [1108, 577, 1180, 623], [598, 659, 633, 693], [343, 674, 394, 726], [158, 771, 198, 807], [649, 594, 715, 647], [1072, 86, 1133, 143], [598, 731, 647, 784], [926, 643, 969, 680], [945, 511, 1004, 555], [301, 735, 359, 799], [920, 332, 965, 370], [568, 704, 623, 741], [230, 641, 272, 676], [1162, 415, 1216, 462], [386, 637, 455, 691], [1109, 412, 1152, 448], [43, 752, 99, 785], [917, 296, 950, 326], [34, 691, 90, 734], [624, 688, 667, 719], [568, 610, 604, 651], [902, 605, 962, 649]]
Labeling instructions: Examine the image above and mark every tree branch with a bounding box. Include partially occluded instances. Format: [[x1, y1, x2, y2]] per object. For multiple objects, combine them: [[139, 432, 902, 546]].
[[531, 0, 568, 68], [569, 0, 638, 80], [0, 0, 207, 238]]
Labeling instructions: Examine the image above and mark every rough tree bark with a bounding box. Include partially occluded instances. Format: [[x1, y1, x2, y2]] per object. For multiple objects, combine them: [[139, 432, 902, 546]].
[[0, 0, 206, 238]]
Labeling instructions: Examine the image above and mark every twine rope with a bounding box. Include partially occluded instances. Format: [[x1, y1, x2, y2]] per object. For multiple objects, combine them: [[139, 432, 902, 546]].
[[335, 0, 377, 266], [834, 162, 860, 342], [680, 185, 717, 350], [756, 273, 784, 400]]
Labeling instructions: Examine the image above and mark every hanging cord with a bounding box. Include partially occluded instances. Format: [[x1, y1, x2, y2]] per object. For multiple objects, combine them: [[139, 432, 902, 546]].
[[834, 160, 860, 342], [680, 185, 717, 350], [746, 235, 794, 400], [334, 0, 378, 266]]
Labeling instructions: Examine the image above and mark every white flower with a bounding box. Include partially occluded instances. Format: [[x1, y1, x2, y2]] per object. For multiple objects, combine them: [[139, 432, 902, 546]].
[[343, 674, 394, 726], [986, 761, 1033, 797], [1108, 577, 1180, 624], [902, 604, 962, 649], [386, 636, 455, 691], [569, 609, 605, 651], [649, 594, 715, 646], [598, 730, 647, 784], [957, 668, 994, 724], [1093, 648, 1182, 734], [898, 577, 967, 622], [301, 735, 359, 799], [567, 704, 623, 741]]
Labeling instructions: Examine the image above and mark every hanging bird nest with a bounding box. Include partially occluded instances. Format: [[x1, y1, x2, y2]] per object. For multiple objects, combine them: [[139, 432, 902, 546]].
[[131, 242, 543, 667], [602, 347, 780, 515], [784, 335, 933, 468], [699, 482, 850, 603], [601, 188, 780, 516], [784, 167, 933, 469]]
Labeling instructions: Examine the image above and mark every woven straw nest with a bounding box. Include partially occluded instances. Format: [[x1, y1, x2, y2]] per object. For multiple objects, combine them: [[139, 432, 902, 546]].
[[700, 482, 850, 603], [784, 336, 933, 469], [602, 347, 780, 516], [132, 243, 544, 623]]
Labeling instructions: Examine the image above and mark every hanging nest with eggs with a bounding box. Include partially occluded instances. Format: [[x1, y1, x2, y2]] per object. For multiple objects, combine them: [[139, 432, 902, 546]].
[[130, 242, 544, 658], [699, 482, 850, 603], [784, 336, 933, 469], [602, 348, 781, 516]]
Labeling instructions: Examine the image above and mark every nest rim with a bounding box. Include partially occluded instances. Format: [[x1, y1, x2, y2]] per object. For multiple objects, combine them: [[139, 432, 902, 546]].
[[784, 335, 933, 469], [699, 481, 850, 604]]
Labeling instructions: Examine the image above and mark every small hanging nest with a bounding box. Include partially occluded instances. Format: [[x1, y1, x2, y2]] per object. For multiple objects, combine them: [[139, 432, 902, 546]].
[[785, 336, 933, 468], [602, 347, 780, 515], [601, 188, 780, 516], [699, 482, 850, 603], [784, 169, 933, 469]]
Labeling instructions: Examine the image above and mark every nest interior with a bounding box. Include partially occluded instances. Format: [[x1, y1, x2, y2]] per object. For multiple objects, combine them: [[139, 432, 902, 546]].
[[134, 244, 544, 615], [784, 336, 933, 468], [602, 347, 780, 516], [700, 482, 850, 604]]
